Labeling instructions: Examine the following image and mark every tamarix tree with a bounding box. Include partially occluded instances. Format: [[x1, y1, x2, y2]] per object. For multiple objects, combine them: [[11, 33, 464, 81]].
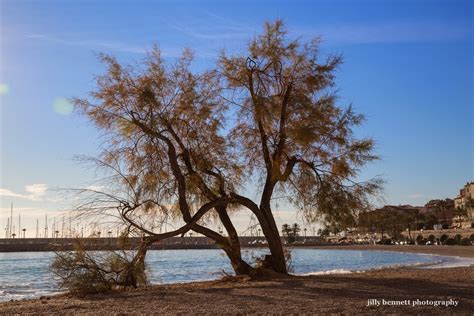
[[74, 20, 382, 276]]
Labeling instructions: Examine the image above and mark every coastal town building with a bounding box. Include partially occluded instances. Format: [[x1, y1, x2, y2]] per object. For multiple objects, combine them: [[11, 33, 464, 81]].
[[421, 199, 454, 227], [453, 182, 474, 228]]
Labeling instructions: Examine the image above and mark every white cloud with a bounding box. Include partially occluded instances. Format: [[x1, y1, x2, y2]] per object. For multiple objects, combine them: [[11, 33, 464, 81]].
[[0, 188, 25, 199], [85, 185, 104, 191], [0, 184, 48, 201], [25, 184, 48, 199]]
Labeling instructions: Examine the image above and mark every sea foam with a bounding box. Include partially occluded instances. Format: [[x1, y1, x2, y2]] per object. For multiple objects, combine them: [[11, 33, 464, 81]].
[[297, 269, 353, 276]]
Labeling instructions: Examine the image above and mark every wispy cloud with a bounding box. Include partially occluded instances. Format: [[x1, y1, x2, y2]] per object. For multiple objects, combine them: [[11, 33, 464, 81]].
[[166, 13, 470, 47], [166, 11, 255, 40], [27, 33, 147, 54], [0, 184, 48, 201], [300, 20, 471, 44], [26, 32, 193, 58], [169, 24, 249, 40]]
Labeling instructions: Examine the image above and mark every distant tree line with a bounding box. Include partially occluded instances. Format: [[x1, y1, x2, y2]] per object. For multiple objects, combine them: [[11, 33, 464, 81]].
[[356, 200, 470, 242]]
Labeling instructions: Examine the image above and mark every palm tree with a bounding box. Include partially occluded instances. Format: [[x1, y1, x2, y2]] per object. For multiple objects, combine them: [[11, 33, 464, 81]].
[[292, 223, 301, 238], [281, 224, 293, 243], [281, 224, 291, 237]]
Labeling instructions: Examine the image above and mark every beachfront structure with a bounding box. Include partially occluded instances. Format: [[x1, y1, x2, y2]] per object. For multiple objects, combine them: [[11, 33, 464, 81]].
[[453, 182, 474, 228]]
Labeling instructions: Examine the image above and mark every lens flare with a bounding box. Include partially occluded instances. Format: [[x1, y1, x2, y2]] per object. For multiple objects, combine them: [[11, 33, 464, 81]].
[[53, 97, 73, 115], [0, 83, 9, 95]]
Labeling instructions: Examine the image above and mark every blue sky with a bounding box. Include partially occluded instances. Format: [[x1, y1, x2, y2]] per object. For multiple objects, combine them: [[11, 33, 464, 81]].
[[0, 0, 472, 235]]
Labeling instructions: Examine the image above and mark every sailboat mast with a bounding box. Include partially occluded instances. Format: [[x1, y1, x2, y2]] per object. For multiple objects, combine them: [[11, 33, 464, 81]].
[[10, 203, 13, 238]]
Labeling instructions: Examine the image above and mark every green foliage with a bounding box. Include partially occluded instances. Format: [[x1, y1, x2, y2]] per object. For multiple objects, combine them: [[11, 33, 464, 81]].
[[357, 206, 440, 240], [376, 239, 393, 245], [444, 238, 457, 246], [319, 228, 330, 236], [415, 235, 426, 245], [50, 241, 147, 294], [459, 238, 471, 246], [281, 223, 301, 243]]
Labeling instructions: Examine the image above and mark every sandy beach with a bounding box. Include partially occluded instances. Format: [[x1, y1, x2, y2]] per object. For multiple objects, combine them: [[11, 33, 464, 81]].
[[1, 245, 473, 315]]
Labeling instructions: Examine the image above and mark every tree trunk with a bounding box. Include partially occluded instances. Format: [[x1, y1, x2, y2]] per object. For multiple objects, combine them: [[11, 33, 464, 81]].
[[127, 239, 148, 288], [258, 180, 288, 274], [191, 223, 254, 276], [216, 205, 253, 275], [224, 247, 253, 275], [260, 212, 287, 274]]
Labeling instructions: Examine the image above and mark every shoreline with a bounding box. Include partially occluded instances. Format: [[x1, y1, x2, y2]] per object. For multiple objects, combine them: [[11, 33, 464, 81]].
[[290, 245, 474, 275], [301, 244, 474, 258], [301, 244, 474, 270], [1, 245, 473, 314], [1, 266, 472, 314]]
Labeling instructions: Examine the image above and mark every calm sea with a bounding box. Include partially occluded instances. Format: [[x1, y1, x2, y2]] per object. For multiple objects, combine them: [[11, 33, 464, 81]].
[[0, 249, 464, 302]]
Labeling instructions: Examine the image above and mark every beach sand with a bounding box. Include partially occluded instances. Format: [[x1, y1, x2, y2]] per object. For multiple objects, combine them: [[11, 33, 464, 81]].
[[1, 245, 473, 315]]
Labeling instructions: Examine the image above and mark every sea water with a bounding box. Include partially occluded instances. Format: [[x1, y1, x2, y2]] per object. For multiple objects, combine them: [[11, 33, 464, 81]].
[[0, 249, 470, 302]]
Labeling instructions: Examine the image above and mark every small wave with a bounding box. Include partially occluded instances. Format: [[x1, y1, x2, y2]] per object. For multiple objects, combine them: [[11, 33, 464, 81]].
[[365, 250, 474, 269], [0, 290, 62, 303], [393, 252, 474, 269], [1, 289, 37, 295], [298, 269, 353, 276], [297, 260, 446, 276], [421, 256, 474, 269], [380, 260, 444, 269]]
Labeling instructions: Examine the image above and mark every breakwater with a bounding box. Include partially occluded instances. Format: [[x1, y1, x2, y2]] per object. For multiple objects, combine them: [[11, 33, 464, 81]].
[[0, 236, 325, 252]]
